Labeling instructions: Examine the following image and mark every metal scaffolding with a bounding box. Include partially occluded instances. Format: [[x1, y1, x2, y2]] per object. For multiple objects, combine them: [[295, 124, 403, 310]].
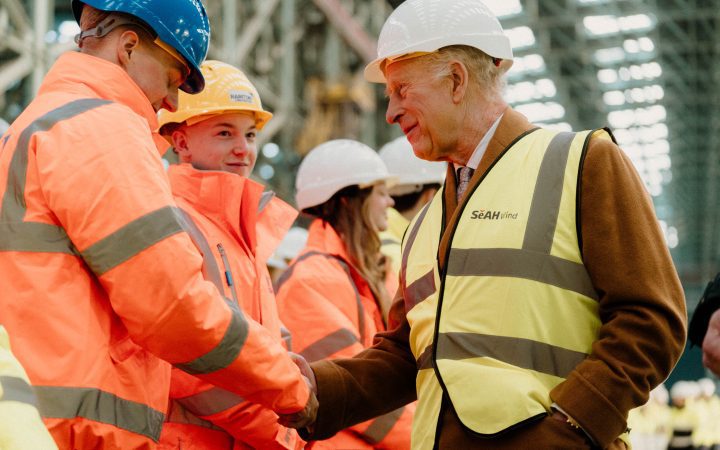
[[0, 0, 718, 297]]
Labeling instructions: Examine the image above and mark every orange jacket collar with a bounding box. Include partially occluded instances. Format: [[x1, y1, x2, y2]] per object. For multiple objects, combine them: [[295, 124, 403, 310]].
[[306, 219, 353, 264], [168, 164, 264, 252], [40, 52, 159, 131]]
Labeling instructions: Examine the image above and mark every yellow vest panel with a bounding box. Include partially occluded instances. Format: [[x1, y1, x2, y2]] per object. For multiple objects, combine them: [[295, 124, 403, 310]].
[[402, 129, 612, 442]]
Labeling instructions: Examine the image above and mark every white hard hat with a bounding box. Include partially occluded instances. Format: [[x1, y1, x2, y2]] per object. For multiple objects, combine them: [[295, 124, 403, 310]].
[[649, 384, 669, 405], [698, 378, 716, 397], [275, 227, 309, 262], [365, 0, 514, 83], [670, 381, 700, 401], [379, 136, 446, 196], [295, 139, 397, 211]]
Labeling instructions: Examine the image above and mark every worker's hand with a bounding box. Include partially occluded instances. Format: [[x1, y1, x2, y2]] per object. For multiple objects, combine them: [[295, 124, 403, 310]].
[[703, 310, 720, 376], [277, 353, 319, 430], [289, 352, 317, 394]]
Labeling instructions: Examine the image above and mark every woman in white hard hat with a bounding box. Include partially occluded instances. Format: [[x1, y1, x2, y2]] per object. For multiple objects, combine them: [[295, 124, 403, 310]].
[[156, 60, 310, 450], [275, 139, 414, 450]]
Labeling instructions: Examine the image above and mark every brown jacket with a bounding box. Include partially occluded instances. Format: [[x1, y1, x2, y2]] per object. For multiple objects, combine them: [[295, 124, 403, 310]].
[[307, 108, 687, 449]]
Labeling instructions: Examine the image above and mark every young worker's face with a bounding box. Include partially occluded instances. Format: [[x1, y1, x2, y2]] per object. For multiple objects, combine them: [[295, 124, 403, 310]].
[[173, 112, 258, 177]]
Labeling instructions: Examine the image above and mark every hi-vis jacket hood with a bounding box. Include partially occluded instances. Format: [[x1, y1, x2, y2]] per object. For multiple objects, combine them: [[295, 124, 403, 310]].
[[163, 164, 305, 450], [0, 52, 309, 449]]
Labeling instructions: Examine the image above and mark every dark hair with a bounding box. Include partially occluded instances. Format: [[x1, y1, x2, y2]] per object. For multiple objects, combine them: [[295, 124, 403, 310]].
[[392, 183, 441, 213]]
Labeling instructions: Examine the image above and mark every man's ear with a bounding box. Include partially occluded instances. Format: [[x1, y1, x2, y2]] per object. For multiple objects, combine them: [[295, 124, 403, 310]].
[[449, 60, 469, 104], [172, 129, 192, 162], [116, 30, 141, 66]]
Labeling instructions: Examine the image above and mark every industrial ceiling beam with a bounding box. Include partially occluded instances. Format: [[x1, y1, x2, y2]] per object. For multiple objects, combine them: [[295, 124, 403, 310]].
[[311, 0, 377, 63]]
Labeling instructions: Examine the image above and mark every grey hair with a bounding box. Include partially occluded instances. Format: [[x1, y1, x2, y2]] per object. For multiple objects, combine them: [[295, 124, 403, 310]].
[[421, 45, 506, 96]]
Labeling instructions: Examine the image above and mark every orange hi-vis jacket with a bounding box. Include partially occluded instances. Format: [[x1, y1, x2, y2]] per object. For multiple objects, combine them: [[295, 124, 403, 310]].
[[160, 164, 305, 450], [0, 52, 309, 449], [276, 219, 413, 449]]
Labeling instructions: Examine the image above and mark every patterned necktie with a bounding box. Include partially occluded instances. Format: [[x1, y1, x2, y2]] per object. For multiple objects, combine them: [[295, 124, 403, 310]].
[[456, 166, 474, 202]]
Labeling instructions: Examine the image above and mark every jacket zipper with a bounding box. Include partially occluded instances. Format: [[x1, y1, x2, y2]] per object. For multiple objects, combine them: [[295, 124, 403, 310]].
[[217, 243, 240, 305]]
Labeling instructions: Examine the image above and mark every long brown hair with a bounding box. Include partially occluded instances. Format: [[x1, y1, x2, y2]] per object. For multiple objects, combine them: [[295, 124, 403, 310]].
[[306, 184, 391, 314]]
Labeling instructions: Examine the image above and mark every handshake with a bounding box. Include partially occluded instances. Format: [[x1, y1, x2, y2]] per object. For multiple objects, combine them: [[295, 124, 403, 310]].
[[277, 353, 319, 431]]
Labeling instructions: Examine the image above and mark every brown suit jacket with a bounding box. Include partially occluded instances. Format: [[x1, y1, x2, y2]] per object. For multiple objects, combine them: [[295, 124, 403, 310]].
[[307, 108, 687, 449]]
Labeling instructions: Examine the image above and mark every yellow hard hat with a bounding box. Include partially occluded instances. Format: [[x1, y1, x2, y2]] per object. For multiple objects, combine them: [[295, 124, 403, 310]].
[[158, 60, 273, 133]]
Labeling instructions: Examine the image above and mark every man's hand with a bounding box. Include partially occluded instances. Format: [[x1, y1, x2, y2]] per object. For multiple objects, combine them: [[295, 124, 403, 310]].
[[277, 353, 318, 430], [703, 310, 720, 376]]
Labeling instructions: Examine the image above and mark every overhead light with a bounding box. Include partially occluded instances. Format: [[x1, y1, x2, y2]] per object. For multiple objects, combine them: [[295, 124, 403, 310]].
[[505, 26, 536, 49], [483, 0, 523, 18]]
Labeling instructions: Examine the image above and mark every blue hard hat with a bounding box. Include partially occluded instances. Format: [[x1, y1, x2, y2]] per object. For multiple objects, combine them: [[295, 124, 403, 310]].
[[72, 0, 211, 93]]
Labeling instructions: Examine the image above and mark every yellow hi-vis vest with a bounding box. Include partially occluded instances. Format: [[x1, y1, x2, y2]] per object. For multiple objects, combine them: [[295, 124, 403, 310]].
[[401, 128, 613, 448]]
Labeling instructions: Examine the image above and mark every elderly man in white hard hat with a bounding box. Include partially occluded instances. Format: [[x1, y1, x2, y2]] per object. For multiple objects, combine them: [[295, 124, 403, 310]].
[[287, 0, 687, 449]]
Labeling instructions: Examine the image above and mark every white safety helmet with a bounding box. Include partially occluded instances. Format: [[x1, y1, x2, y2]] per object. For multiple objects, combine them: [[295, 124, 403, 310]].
[[698, 378, 716, 397], [379, 136, 446, 196], [275, 227, 309, 263], [365, 0, 514, 83], [649, 384, 669, 405], [670, 381, 700, 401], [295, 139, 396, 211]]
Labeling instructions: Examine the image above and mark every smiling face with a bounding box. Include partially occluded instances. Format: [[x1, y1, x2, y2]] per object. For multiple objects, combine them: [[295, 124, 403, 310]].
[[363, 182, 395, 232], [172, 112, 258, 177], [384, 57, 460, 163]]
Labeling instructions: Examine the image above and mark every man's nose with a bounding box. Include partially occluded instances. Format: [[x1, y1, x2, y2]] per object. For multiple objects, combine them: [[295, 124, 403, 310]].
[[232, 138, 249, 155], [385, 95, 401, 125], [163, 89, 179, 112]]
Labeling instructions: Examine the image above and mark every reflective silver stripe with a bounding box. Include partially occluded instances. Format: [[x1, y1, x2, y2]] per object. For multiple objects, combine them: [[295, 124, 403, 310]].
[[522, 132, 575, 254], [361, 406, 405, 444], [35, 385, 164, 441], [172, 210, 250, 375], [1, 98, 112, 223], [177, 387, 245, 417], [400, 203, 431, 291], [415, 344, 433, 370], [82, 206, 185, 275], [435, 332, 587, 379], [400, 203, 433, 313], [300, 328, 359, 362], [381, 238, 400, 246], [0, 222, 78, 254], [258, 191, 274, 214], [281, 325, 293, 351], [405, 269, 435, 310], [0, 99, 111, 255], [166, 400, 223, 429], [175, 209, 225, 291], [277, 251, 366, 343], [446, 247, 597, 300], [176, 308, 249, 375], [0, 376, 37, 406]]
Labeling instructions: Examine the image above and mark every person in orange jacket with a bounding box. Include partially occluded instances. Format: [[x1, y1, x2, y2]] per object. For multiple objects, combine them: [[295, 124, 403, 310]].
[[0, 2, 315, 448], [156, 60, 306, 450], [275, 140, 414, 450]]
